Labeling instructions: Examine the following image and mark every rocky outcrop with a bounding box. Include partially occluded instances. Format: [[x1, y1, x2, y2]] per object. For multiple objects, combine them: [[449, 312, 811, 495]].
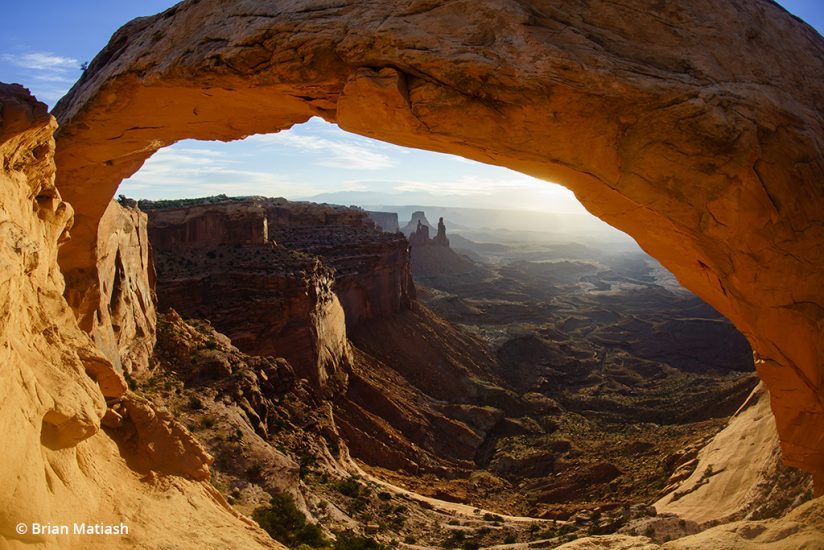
[[146, 199, 269, 248], [408, 215, 479, 279], [365, 210, 399, 233], [656, 383, 812, 524], [432, 217, 450, 248], [0, 84, 280, 548], [265, 200, 415, 326], [148, 197, 414, 335], [151, 238, 350, 393], [401, 212, 432, 237], [146, 196, 416, 391], [93, 200, 156, 375], [50, 0, 824, 483], [408, 220, 431, 248]]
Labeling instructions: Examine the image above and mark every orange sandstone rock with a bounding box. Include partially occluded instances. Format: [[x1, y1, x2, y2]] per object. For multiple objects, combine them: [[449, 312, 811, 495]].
[[0, 84, 281, 549], [51, 0, 824, 486], [94, 200, 157, 375]]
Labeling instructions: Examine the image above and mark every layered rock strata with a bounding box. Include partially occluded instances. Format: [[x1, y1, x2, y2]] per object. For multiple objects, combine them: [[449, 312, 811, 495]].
[[152, 239, 350, 393], [51, 0, 824, 482], [266, 202, 415, 326], [146, 197, 414, 389]]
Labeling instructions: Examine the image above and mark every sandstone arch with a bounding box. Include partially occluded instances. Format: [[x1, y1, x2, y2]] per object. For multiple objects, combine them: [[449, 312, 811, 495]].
[[52, 0, 824, 486]]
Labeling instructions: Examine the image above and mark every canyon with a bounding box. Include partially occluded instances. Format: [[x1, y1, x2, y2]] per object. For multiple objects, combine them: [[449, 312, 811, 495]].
[[1, 0, 824, 548], [50, 0, 824, 486]]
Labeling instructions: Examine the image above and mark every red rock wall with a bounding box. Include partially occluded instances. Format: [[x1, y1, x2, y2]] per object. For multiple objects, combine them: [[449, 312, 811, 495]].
[[151, 240, 351, 393], [147, 201, 269, 248]]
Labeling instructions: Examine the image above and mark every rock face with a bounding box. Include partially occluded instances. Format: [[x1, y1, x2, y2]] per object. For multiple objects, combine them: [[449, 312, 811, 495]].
[[407, 214, 478, 279], [432, 217, 450, 248], [150, 241, 350, 393], [656, 383, 812, 524], [50, 0, 824, 485], [0, 84, 280, 548], [365, 210, 400, 233], [264, 200, 415, 326], [93, 200, 157, 375], [146, 199, 269, 248], [401, 211, 432, 237], [408, 220, 431, 248], [146, 197, 414, 389]]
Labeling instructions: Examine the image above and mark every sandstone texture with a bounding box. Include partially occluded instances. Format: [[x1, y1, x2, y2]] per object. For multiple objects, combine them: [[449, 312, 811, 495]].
[[92, 200, 156, 375], [656, 382, 812, 524], [0, 85, 281, 548], [50, 0, 824, 483]]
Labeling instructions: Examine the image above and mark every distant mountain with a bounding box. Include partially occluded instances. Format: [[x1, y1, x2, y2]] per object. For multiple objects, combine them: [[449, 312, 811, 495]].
[[299, 191, 635, 247]]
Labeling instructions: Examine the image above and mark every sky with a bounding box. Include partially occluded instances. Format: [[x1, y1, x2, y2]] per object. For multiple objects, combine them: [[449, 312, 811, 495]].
[[1, 1, 822, 214]]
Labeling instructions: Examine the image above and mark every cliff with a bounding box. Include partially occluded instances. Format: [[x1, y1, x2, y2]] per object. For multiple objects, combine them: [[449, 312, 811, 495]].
[[266, 201, 415, 326], [93, 200, 157, 375], [146, 197, 416, 391], [365, 210, 400, 233], [151, 238, 351, 393], [0, 84, 280, 548]]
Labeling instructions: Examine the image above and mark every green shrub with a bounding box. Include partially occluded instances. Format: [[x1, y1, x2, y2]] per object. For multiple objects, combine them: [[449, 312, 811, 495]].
[[333, 530, 385, 550], [246, 463, 263, 480], [336, 477, 362, 497], [123, 371, 138, 391], [253, 493, 330, 548]]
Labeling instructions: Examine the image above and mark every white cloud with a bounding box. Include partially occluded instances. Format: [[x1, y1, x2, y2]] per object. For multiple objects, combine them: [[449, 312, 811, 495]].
[[248, 131, 396, 170], [1, 51, 81, 103], [119, 144, 324, 199], [2, 52, 79, 71]]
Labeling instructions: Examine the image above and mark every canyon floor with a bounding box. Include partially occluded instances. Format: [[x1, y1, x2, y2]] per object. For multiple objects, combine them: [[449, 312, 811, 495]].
[[383, 229, 760, 517]]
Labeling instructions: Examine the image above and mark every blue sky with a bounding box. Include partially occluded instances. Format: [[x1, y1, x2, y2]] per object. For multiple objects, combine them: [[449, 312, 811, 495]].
[[1, 1, 822, 213]]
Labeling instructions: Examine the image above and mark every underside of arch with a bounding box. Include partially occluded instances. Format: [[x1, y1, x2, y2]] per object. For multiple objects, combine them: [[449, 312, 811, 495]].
[[52, 0, 824, 487]]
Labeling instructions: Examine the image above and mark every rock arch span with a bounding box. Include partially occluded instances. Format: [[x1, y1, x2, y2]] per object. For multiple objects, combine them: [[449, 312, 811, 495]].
[[52, 0, 824, 487]]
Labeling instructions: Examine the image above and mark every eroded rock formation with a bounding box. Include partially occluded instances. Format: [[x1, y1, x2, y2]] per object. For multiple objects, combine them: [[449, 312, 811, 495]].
[[0, 84, 280, 548], [93, 200, 157, 375], [401, 211, 432, 237], [432, 217, 450, 248], [365, 210, 400, 233], [146, 197, 414, 390], [408, 220, 431, 248], [50, 0, 824, 485], [407, 214, 478, 279]]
